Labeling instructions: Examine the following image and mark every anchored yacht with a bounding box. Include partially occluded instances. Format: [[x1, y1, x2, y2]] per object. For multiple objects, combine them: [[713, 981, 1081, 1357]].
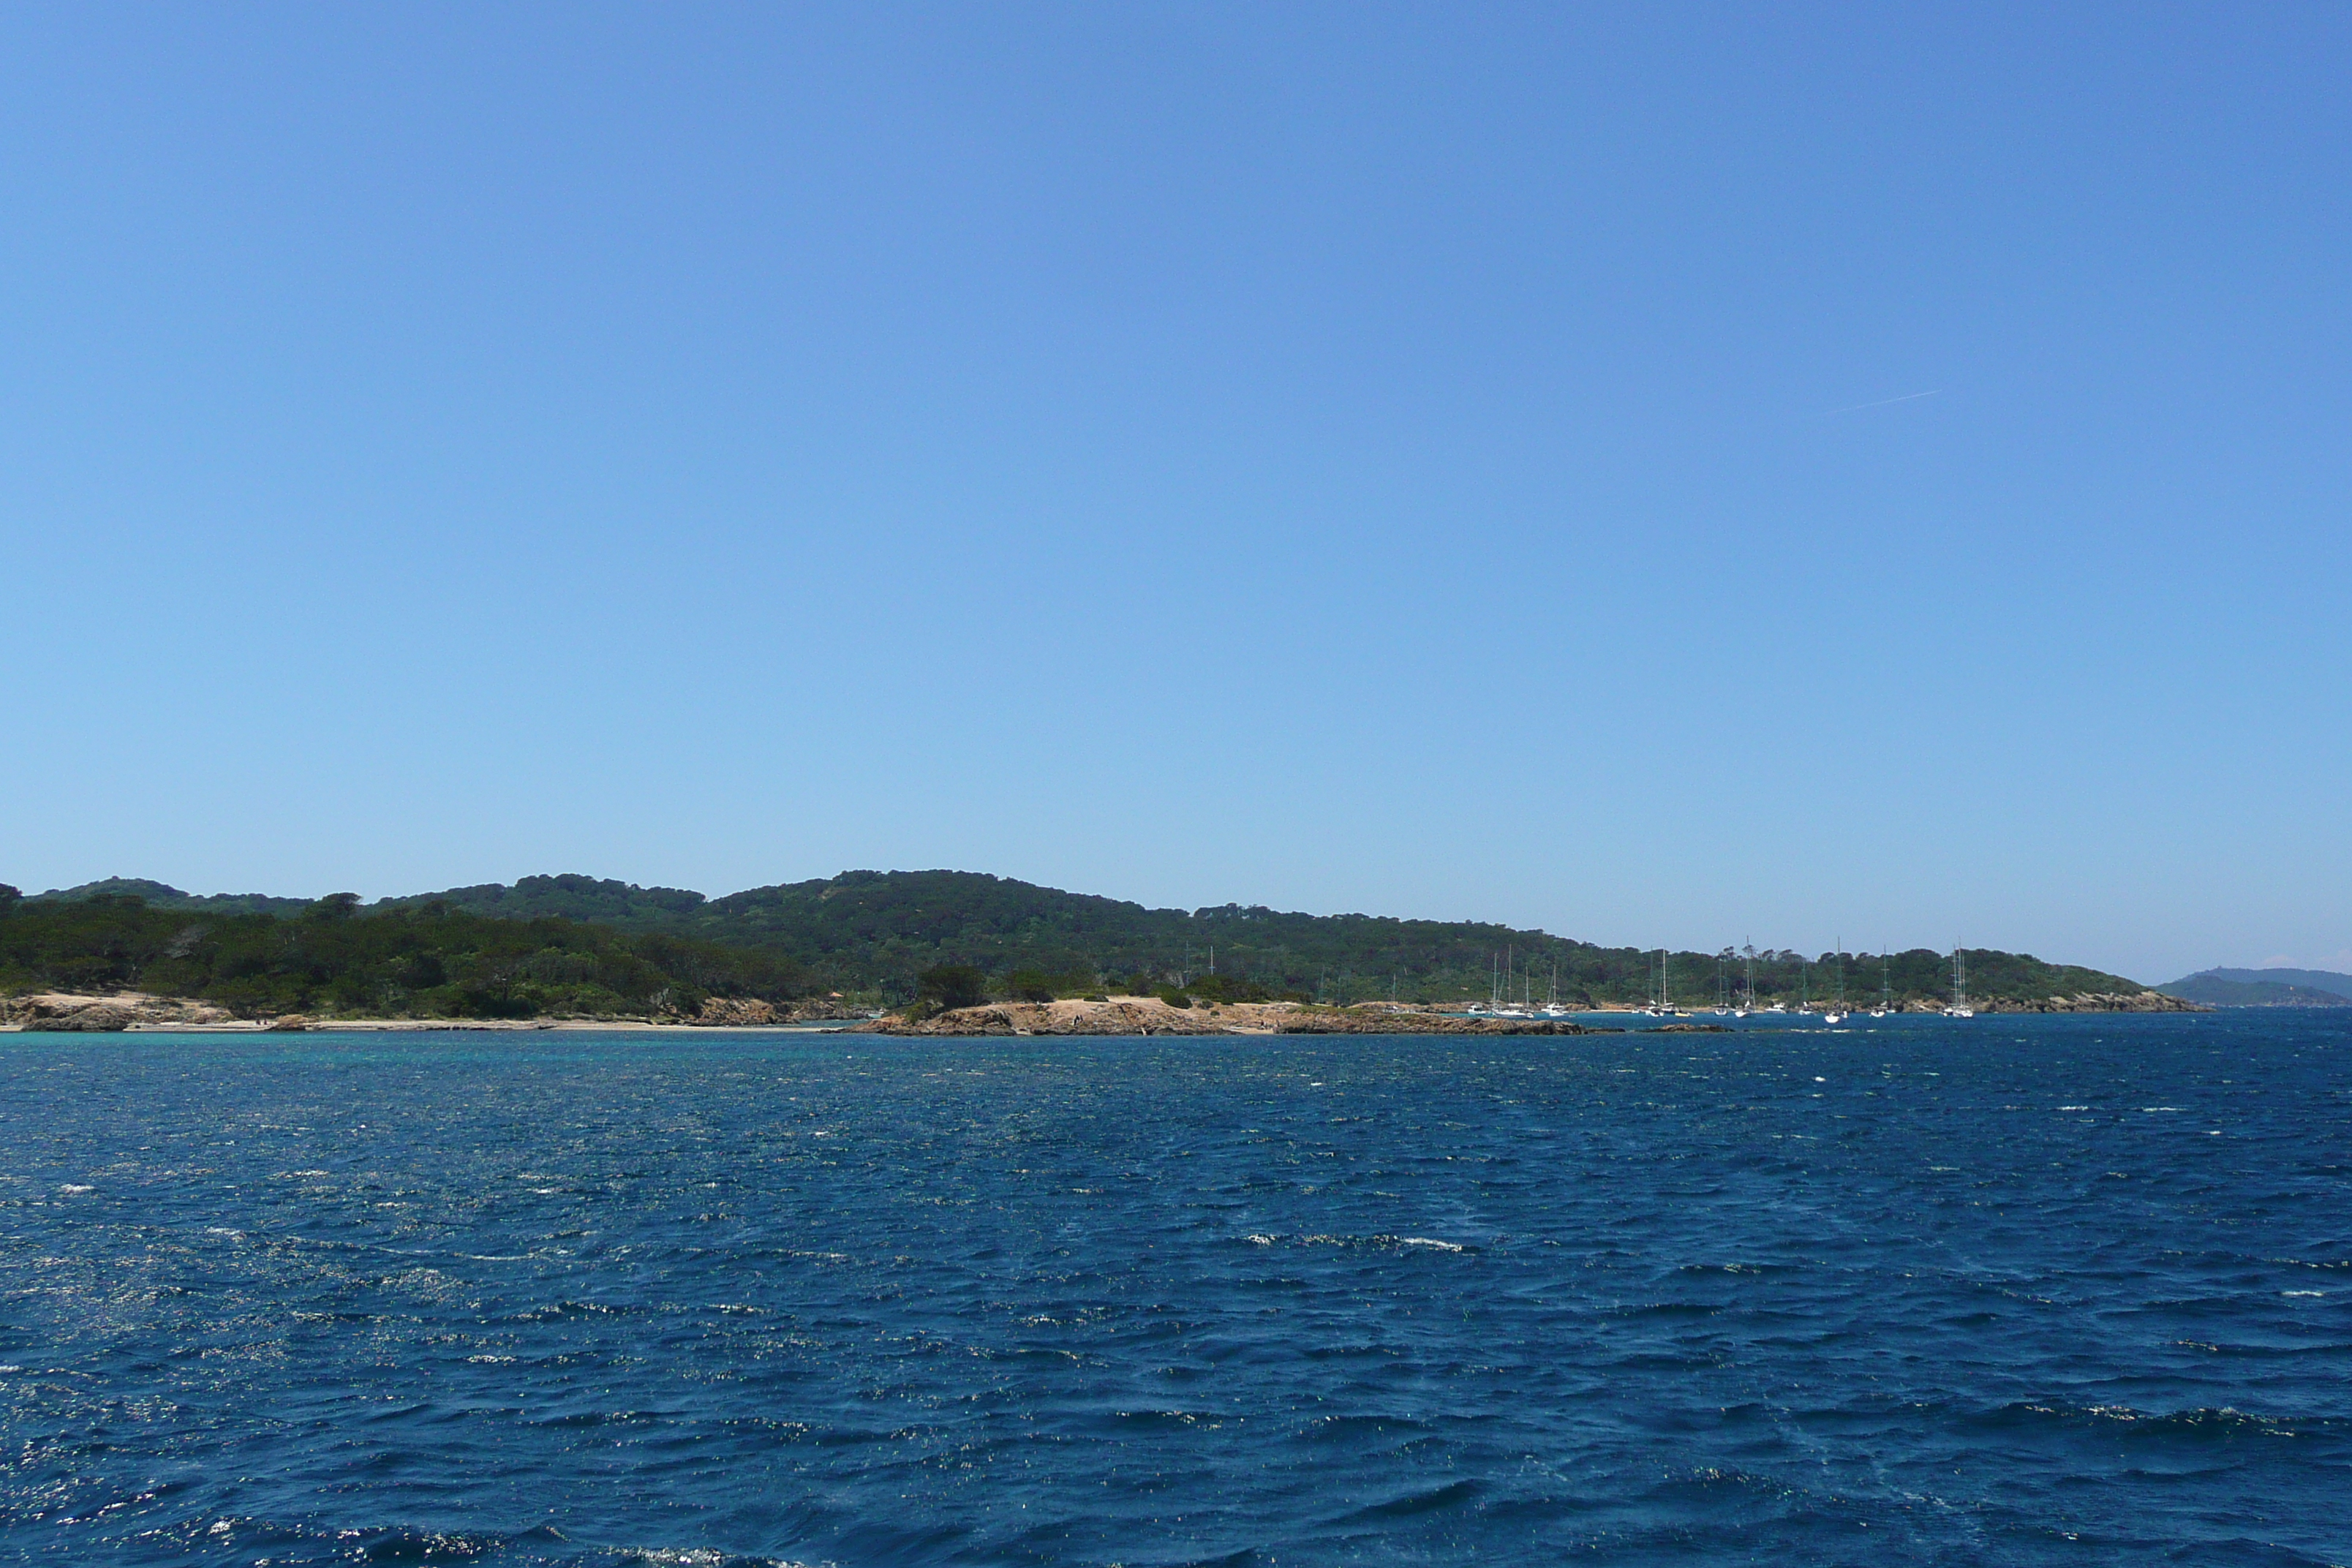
[[1942, 946, 1975, 1018]]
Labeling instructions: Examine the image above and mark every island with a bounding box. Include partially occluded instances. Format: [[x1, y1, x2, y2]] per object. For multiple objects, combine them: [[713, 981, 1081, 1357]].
[[0, 870, 2198, 1030]]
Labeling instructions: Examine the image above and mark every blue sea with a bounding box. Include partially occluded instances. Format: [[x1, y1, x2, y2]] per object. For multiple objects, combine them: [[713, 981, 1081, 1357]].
[[2, 1014, 2347, 1565]]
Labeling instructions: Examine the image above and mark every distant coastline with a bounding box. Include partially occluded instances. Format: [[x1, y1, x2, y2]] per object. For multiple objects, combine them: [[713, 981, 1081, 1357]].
[[2157, 967, 2352, 1009]]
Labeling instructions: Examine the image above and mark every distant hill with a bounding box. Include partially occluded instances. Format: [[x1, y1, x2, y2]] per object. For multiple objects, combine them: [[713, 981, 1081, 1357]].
[[25, 878, 310, 916], [2198, 966, 2352, 998], [376, 873, 709, 925], [6, 866, 2166, 1011], [2159, 968, 2352, 1007]]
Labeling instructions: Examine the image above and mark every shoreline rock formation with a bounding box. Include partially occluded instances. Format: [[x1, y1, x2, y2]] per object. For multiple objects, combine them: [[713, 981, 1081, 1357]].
[[0, 992, 241, 1031]]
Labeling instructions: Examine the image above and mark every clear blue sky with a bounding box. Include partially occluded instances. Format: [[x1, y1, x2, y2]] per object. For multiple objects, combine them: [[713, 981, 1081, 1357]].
[[5, 4, 2347, 984]]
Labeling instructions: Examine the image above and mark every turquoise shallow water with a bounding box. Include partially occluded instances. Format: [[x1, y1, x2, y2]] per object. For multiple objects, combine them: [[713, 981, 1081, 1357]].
[[1, 1014, 2347, 1564]]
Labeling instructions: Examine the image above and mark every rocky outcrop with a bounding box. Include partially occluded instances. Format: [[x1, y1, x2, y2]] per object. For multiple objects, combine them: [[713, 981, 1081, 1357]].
[[1976, 991, 2205, 1014], [688, 997, 780, 1026], [1, 992, 243, 1030], [683, 997, 888, 1025], [24, 1003, 135, 1031], [784, 997, 879, 1022], [870, 1000, 1232, 1036], [1273, 1010, 1606, 1036]]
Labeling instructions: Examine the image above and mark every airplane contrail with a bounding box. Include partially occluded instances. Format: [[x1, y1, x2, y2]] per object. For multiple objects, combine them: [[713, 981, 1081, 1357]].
[[1825, 389, 1942, 415]]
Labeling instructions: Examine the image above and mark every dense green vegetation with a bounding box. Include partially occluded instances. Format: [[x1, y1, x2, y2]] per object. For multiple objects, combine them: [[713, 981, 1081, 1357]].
[[7, 870, 2156, 1013], [355, 869, 2152, 1005], [376, 874, 709, 926], [26, 877, 310, 916], [0, 890, 806, 1019]]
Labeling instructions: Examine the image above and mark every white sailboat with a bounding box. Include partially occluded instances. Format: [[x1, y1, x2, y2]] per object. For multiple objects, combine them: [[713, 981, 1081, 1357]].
[[1649, 948, 1681, 1016], [1496, 945, 1533, 1018], [1541, 958, 1572, 1017], [1869, 949, 1891, 1017], [1942, 946, 1975, 1018], [1822, 939, 1848, 1024]]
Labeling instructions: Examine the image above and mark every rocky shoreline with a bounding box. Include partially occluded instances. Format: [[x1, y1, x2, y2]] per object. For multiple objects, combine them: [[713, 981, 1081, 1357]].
[[860, 991, 2204, 1035], [0, 992, 872, 1033], [1, 992, 249, 1032], [0, 988, 2202, 1033], [864, 998, 1704, 1036], [1968, 991, 2201, 1013]]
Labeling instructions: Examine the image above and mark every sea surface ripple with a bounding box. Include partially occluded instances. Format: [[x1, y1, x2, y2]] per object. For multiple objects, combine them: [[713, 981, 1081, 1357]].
[[1, 1014, 2347, 1564]]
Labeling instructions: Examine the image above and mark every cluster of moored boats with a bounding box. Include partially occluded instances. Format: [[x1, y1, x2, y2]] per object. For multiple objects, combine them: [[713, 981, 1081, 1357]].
[[1463, 945, 1979, 1021]]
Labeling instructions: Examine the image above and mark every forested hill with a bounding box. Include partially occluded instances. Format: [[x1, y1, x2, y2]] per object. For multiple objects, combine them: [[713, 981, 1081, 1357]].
[[7, 870, 2155, 1013], [390, 870, 2152, 1008]]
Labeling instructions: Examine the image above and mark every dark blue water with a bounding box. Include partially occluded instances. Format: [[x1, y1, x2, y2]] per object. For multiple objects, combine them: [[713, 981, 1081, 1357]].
[[1, 1014, 2347, 1565]]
